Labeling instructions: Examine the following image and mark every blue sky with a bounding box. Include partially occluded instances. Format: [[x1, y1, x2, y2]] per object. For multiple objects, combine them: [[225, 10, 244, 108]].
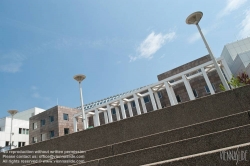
[[1, 0, 250, 118]]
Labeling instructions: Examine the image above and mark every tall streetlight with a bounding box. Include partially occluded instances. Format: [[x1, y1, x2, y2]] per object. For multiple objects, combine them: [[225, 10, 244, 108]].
[[7, 110, 18, 150], [73, 74, 87, 130], [186, 11, 230, 90]]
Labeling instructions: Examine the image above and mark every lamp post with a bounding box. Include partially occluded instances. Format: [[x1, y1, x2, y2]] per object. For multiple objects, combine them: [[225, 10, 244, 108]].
[[7, 110, 18, 150], [186, 11, 230, 90], [73, 74, 87, 130]]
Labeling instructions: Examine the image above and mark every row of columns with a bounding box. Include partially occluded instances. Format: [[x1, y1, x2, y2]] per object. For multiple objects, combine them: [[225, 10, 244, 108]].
[[74, 61, 233, 131]]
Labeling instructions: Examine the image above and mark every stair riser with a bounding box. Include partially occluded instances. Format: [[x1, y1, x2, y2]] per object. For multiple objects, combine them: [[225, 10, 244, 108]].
[[80, 125, 250, 166]]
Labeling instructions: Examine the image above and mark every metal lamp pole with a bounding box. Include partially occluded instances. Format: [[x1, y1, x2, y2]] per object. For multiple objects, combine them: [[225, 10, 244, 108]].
[[74, 74, 87, 130], [7, 110, 18, 150], [186, 11, 230, 90]]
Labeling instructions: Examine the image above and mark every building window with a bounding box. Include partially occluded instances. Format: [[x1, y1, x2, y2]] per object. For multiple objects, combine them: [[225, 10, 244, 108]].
[[111, 108, 116, 114], [50, 130, 54, 138], [131, 101, 136, 107], [32, 137, 37, 143], [205, 85, 210, 93], [193, 89, 198, 98], [41, 133, 46, 141], [41, 119, 45, 126], [176, 95, 181, 103], [157, 91, 162, 98], [205, 84, 216, 93], [0, 127, 1, 131], [19, 128, 28, 134], [64, 128, 69, 135], [63, 114, 69, 120], [49, 116, 54, 122], [33, 122, 37, 130], [18, 142, 25, 148], [212, 84, 216, 91], [5, 141, 9, 146], [143, 96, 150, 103], [124, 104, 128, 110]]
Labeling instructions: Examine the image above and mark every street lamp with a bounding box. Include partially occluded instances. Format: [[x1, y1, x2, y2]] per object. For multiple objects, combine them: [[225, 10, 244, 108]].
[[73, 74, 87, 130], [186, 11, 230, 90], [7, 110, 18, 150]]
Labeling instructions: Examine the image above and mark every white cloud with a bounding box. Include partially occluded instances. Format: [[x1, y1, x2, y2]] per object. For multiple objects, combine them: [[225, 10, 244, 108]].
[[218, 0, 247, 18], [159, 55, 165, 59], [129, 55, 138, 62], [31, 86, 38, 90], [238, 9, 250, 38], [0, 52, 26, 73], [130, 31, 176, 62], [0, 62, 22, 73], [32, 92, 40, 98], [30, 86, 50, 101]]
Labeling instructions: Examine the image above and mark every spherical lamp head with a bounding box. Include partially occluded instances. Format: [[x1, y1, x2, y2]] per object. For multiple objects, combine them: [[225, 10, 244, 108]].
[[186, 11, 203, 25], [8, 110, 18, 116], [73, 74, 86, 82]]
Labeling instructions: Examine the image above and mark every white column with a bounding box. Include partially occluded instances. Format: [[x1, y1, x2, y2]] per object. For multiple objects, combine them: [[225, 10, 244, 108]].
[[140, 97, 147, 113], [164, 82, 178, 106], [94, 109, 100, 127], [73, 117, 77, 132], [104, 111, 109, 124], [106, 105, 113, 123], [133, 94, 142, 115], [119, 99, 127, 119], [148, 88, 157, 111], [182, 75, 195, 100], [154, 91, 162, 109], [127, 102, 133, 117], [115, 107, 121, 121], [86, 116, 89, 128], [221, 59, 233, 83], [201, 67, 215, 94]]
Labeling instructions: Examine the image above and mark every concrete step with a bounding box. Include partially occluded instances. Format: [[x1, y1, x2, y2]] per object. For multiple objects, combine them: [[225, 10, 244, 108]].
[[71, 124, 250, 166], [82, 111, 250, 162], [144, 142, 250, 166], [1, 85, 250, 166], [6, 85, 250, 155], [8, 111, 250, 166]]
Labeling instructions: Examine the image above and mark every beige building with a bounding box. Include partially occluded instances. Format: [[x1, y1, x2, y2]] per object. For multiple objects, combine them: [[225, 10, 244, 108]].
[[29, 106, 83, 144]]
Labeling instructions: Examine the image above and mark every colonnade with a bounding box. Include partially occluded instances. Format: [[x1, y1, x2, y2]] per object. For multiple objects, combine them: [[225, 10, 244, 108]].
[[73, 58, 232, 132]]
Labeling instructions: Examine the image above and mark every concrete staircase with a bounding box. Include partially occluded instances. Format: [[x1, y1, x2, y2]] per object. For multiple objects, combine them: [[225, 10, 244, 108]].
[[1, 85, 250, 166], [67, 112, 250, 166]]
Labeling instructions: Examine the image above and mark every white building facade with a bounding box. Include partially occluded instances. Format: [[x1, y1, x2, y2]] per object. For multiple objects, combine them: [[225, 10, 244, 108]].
[[0, 107, 44, 152], [221, 37, 250, 76]]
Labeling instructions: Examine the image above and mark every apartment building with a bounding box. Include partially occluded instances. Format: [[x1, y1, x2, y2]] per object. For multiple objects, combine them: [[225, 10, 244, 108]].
[[29, 106, 83, 144]]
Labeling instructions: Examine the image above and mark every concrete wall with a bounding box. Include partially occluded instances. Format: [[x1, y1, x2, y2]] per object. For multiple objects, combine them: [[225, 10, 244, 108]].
[[2, 85, 249, 155]]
